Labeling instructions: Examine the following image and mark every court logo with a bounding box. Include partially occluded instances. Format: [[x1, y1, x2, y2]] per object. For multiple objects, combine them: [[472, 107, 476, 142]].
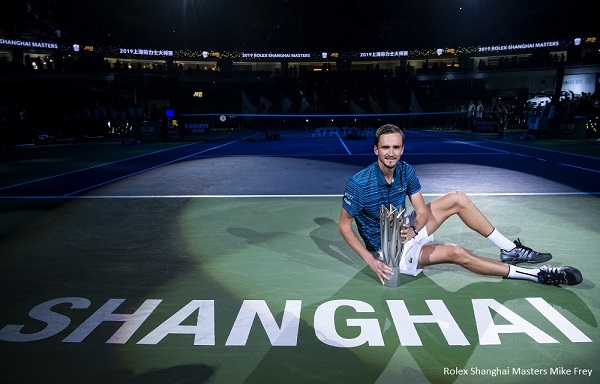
[[0, 297, 592, 346]]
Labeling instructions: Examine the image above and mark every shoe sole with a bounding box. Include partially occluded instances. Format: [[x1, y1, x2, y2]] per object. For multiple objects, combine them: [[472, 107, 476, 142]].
[[564, 267, 583, 286], [501, 255, 553, 265]]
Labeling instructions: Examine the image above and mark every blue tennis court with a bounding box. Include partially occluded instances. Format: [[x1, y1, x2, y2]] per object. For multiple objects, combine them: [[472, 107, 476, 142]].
[[1, 127, 599, 383]]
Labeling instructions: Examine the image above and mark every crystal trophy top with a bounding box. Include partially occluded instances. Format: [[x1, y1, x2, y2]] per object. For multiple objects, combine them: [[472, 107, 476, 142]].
[[380, 204, 405, 267]]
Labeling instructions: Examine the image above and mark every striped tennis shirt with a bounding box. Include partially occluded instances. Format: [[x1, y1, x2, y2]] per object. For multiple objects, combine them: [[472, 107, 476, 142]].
[[342, 161, 421, 251]]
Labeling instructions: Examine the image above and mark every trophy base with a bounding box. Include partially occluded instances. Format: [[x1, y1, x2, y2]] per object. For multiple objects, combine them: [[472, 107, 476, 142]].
[[384, 266, 414, 288]]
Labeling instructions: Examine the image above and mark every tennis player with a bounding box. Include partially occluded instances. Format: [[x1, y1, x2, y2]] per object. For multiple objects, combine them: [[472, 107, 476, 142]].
[[338, 124, 583, 286]]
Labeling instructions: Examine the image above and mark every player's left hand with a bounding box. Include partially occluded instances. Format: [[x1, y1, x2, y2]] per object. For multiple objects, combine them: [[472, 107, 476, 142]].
[[401, 224, 416, 243]]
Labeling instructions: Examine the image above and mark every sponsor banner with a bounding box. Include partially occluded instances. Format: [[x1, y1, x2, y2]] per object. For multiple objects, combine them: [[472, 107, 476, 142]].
[[562, 74, 596, 96], [311, 126, 376, 138], [470, 117, 498, 133], [180, 118, 211, 140], [554, 117, 588, 139], [135, 121, 162, 142]]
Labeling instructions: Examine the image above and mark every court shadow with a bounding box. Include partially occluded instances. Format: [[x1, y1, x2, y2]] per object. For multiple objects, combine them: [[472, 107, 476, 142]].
[[227, 217, 366, 273], [377, 274, 596, 383], [309, 217, 363, 268], [92, 364, 215, 384], [227, 218, 595, 383], [226, 226, 344, 270], [126, 364, 216, 384], [227, 226, 284, 245], [244, 318, 378, 384]]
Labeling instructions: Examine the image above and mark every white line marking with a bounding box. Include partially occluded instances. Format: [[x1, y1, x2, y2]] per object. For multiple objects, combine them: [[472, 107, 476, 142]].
[[0, 133, 254, 192], [2, 192, 599, 199], [64, 140, 240, 196], [411, 130, 600, 173], [335, 132, 352, 155], [490, 138, 600, 160], [556, 162, 600, 173], [189, 153, 508, 157], [0, 141, 202, 191]]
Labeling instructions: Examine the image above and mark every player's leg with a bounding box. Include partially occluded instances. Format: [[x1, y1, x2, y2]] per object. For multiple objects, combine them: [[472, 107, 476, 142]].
[[425, 190, 495, 237], [418, 243, 582, 286], [424, 190, 552, 264], [418, 243, 508, 276]]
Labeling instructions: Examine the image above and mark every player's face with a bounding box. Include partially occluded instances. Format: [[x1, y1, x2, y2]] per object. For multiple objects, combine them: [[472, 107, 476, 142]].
[[374, 132, 404, 170]]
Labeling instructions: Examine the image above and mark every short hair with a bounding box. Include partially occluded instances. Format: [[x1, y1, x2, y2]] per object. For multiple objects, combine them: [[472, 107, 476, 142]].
[[374, 124, 405, 146]]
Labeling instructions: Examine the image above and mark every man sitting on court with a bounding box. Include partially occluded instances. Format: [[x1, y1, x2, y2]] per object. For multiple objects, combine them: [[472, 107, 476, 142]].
[[338, 124, 583, 287]]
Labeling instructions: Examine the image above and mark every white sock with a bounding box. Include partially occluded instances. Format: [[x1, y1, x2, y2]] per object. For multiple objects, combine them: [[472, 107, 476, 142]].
[[486, 228, 516, 251], [507, 265, 540, 282]]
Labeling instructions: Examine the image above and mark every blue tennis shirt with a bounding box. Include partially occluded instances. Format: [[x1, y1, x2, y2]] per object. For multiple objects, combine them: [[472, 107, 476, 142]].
[[342, 161, 421, 251]]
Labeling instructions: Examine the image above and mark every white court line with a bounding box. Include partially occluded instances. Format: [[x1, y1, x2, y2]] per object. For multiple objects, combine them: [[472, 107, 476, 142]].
[[2, 130, 598, 197], [489, 137, 600, 160], [411, 130, 600, 174], [335, 132, 352, 155], [555, 161, 600, 173], [64, 140, 241, 196], [0, 133, 257, 192], [0, 141, 203, 191], [190, 153, 508, 157], [2, 192, 599, 199]]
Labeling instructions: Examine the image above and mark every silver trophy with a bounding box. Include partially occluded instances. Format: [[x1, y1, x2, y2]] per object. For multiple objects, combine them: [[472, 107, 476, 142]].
[[380, 204, 405, 287]]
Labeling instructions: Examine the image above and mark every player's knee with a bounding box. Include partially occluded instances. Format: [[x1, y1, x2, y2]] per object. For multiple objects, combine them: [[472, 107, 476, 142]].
[[447, 244, 469, 264], [448, 190, 470, 207]]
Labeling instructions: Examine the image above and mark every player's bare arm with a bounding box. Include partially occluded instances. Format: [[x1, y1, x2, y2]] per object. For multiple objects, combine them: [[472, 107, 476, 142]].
[[338, 207, 393, 285]]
